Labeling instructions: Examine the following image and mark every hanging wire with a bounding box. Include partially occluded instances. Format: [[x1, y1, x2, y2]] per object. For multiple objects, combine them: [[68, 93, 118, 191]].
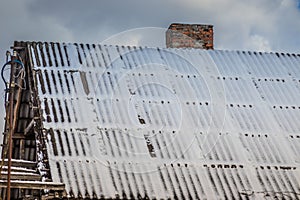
[[5, 51, 10, 63], [14, 62, 26, 90], [1, 59, 25, 102], [1, 61, 11, 102], [14, 70, 26, 90]]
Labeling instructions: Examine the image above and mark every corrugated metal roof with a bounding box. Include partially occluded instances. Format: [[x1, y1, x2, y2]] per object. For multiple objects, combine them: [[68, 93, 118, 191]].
[[27, 42, 300, 199]]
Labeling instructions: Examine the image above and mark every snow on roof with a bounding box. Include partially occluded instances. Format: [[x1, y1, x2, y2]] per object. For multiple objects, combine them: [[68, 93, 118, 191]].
[[27, 42, 300, 199]]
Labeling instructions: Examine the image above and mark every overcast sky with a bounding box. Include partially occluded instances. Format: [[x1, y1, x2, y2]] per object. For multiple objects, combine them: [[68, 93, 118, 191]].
[[0, 0, 300, 130]]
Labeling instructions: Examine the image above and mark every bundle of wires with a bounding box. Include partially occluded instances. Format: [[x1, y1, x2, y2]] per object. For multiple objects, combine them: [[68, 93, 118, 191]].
[[1, 59, 24, 102]]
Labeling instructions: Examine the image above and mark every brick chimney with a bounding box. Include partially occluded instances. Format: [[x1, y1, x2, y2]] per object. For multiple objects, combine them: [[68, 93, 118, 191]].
[[166, 23, 214, 50]]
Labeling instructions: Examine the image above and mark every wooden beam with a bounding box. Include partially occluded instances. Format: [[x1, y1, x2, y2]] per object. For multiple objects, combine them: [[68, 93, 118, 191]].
[[7, 53, 18, 200], [9, 132, 35, 139], [1, 166, 36, 173], [0, 180, 65, 190], [12, 133, 25, 139], [2, 159, 36, 169], [24, 118, 34, 135], [19, 139, 25, 159], [0, 172, 41, 181]]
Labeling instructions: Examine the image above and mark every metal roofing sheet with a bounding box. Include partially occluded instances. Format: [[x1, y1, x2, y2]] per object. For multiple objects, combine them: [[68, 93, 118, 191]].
[[28, 42, 300, 199]]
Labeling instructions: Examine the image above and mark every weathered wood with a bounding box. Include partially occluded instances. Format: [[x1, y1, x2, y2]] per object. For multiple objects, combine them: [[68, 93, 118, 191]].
[[1, 166, 36, 173], [6, 53, 18, 200], [24, 118, 34, 135], [19, 139, 25, 159], [12, 133, 25, 139], [2, 159, 36, 169], [0, 180, 65, 190], [0, 172, 41, 181]]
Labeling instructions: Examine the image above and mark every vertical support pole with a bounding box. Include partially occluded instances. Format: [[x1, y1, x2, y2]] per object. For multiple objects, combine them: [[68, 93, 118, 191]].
[[6, 51, 17, 200], [19, 139, 25, 160]]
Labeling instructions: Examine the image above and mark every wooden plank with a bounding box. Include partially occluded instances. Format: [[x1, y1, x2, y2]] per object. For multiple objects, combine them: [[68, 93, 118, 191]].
[[0, 166, 36, 173], [19, 139, 25, 159], [24, 119, 34, 135], [0, 180, 65, 190], [12, 133, 25, 139], [0, 172, 41, 181], [2, 159, 36, 168], [10, 132, 35, 140]]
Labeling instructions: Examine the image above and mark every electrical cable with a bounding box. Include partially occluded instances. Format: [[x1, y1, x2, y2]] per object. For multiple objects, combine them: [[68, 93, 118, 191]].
[[1, 61, 11, 102], [5, 51, 10, 63], [1, 59, 24, 101]]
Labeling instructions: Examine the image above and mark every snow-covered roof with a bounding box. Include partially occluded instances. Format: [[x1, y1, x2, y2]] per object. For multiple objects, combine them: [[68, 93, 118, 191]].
[[27, 42, 300, 199]]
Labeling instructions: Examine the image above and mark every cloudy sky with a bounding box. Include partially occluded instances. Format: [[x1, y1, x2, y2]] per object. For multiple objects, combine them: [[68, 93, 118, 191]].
[[0, 0, 300, 130]]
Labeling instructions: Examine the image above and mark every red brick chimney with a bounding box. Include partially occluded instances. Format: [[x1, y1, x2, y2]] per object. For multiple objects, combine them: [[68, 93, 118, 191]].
[[166, 23, 214, 50]]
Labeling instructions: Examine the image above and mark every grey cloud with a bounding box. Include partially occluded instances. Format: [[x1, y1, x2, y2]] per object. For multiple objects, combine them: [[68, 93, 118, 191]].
[[0, 0, 300, 130]]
